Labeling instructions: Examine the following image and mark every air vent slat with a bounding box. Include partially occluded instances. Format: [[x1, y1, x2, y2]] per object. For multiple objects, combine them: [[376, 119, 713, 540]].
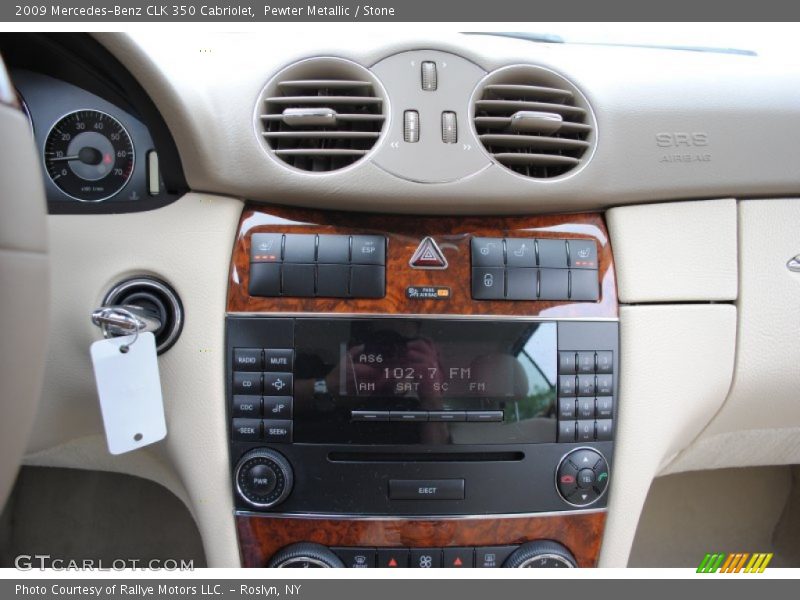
[[475, 99, 585, 117], [261, 113, 386, 123], [263, 131, 381, 139], [266, 96, 383, 105], [474, 116, 591, 134], [473, 66, 595, 178], [257, 58, 386, 172], [479, 134, 590, 151], [493, 153, 582, 167], [277, 79, 373, 89], [483, 84, 574, 99], [274, 149, 368, 157]]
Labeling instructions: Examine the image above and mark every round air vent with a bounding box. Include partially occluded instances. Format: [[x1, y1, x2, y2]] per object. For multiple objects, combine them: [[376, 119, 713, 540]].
[[472, 65, 596, 179], [256, 58, 387, 172]]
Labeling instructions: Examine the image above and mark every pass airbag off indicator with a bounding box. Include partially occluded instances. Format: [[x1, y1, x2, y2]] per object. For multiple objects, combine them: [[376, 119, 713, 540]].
[[44, 110, 135, 202]]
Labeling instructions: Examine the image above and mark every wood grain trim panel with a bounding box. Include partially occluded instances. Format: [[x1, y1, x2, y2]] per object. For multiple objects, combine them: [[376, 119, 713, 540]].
[[227, 205, 617, 318], [236, 512, 606, 568]]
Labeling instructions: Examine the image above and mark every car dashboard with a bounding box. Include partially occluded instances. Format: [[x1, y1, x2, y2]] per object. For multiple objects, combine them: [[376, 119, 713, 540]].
[[1, 31, 800, 570]]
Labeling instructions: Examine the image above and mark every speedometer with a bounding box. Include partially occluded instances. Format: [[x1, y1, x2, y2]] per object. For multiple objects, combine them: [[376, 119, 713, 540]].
[[43, 110, 135, 202]]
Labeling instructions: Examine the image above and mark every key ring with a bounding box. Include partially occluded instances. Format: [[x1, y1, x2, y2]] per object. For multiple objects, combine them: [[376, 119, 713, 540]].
[[94, 306, 141, 353]]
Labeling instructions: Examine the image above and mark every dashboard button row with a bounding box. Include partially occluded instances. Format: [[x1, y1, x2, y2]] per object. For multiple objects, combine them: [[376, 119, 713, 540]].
[[471, 237, 597, 270], [558, 419, 613, 443], [351, 410, 503, 423], [331, 545, 518, 568], [251, 233, 386, 266], [233, 371, 294, 396], [558, 397, 613, 421], [557, 374, 613, 397], [232, 395, 293, 419], [471, 267, 599, 301], [249, 263, 385, 299], [232, 418, 293, 443], [558, 351, 613, 374], [233, 348, 293, 372]]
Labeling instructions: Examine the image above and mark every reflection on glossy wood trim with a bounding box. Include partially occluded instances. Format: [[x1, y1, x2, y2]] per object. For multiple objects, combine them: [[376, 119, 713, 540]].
[[236, 511, 606, 568], [228, 205, 618, 318]]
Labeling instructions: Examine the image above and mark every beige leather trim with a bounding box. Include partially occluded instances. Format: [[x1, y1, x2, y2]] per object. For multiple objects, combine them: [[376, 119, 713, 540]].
[[27, 193, 243, 567], [599, 304, 736, 567]]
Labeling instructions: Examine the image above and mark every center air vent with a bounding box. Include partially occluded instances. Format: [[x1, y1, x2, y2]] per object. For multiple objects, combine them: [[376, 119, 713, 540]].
[[257, 58, 386, 172], [472, 66, 595, 179]]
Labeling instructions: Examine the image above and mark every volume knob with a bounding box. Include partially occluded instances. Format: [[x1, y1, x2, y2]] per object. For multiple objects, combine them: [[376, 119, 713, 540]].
[[234, 448, 293, 508]]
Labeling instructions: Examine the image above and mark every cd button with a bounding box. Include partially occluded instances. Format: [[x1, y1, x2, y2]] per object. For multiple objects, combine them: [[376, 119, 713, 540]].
[[389, 411, 428, 422], [233, 371, 262, 395], [351, 410, 390, 422], [428, 410, 466, 422], [389, 479, 464, 500]]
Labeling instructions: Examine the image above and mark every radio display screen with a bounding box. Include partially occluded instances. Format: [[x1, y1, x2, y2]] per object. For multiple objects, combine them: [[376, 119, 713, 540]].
[[293, 318, 558, 444]]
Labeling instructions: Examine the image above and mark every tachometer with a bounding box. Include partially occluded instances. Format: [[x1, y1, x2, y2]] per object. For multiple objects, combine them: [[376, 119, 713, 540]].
[[43, 110, 135, 202]]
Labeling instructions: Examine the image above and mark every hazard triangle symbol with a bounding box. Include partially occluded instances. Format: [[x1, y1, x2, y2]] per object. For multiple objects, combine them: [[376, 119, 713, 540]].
[[409, 236, 448, 269], [388, 558, 398, 567], [453, 557, 463, 567]]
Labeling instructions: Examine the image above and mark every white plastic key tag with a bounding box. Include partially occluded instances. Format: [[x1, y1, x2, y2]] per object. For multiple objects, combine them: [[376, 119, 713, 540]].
[[90, 331, 167, 455]]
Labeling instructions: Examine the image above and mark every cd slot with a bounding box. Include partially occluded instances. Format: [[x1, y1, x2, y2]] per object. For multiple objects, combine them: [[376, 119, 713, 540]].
[[327, 451, 525, 463]]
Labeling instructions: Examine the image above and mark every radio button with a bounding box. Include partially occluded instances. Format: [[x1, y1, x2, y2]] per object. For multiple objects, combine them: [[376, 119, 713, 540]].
[[232, 395, 262, 418], [332, 547, 376, 569], [233, 371, 262, 395], [443, 547, 474, 568], [576, 351, 595, 373], [539, 268, 569, 300], [558, 375, 577, 396], [350, 235, 386, 265], [263, 420, 293, 443], [264, 396, 292, 419], [231, 418, 261, 441], [471, 237, 504, 267], [596, 419, 613, 441], [505, 267, 537, 300], [570, 269, 600, 301], [476, 546, 517, 568], [471, 267, 504, 300], [596, 374, 613, 396], [350, 265, 386, 298], [389, 479, 464, 500], [249, 262, 281, 297], [410, 548, 442, 569], [596, 351, 613, 374], [428, 410, 466, 422], [595, 397, 613, 419], [466, 410, 503, 422], [377, 548, 410, 568], [537, 239, 568, 268], [264, 349, 293, 372], [576, 420, 595, 442], [558, 421, 576, 442], [351, 410, 390, 422], [558, 398, 576, 420], [233, 348, 262, 371], [263, 372, 293, 396], [577, 398, 594, 420], [577, 374, 596, 396], [558, 352, 577, 374], [505, 238, 536, 268], [317, 235, 350, 264], [250, 233, 283, 263], [389, 411, 428, 422], [283, 234, 317, 263], [316, 264, 350, 298]]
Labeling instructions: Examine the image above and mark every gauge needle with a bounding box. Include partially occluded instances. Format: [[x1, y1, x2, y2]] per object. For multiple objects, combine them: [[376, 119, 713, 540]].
[[48, 155, 80, 162], [49, 147, 105, 165]]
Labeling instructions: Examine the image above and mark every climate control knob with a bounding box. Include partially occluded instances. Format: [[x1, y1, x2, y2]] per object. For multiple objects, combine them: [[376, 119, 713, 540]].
[[503, 541, 577, 568], [268, 543, 344, 568], [234, 448, 293, 508]]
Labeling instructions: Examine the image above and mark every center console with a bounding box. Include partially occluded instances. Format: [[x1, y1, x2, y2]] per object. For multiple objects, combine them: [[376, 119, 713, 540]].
[[226, 207, 618, 568]]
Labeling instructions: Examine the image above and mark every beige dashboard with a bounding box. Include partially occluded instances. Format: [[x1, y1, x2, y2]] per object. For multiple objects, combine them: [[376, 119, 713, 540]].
[[12, 31, 800, 568]]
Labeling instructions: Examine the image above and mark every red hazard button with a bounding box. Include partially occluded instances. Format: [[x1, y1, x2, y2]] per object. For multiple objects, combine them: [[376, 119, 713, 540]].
[[409, 237, 448, 269], [443, 547, 474, 568], [377, 548, 409, 568]]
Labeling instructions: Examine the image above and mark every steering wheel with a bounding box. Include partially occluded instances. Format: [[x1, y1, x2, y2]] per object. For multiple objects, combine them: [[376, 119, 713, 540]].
[[0, 56, 50, 508]]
